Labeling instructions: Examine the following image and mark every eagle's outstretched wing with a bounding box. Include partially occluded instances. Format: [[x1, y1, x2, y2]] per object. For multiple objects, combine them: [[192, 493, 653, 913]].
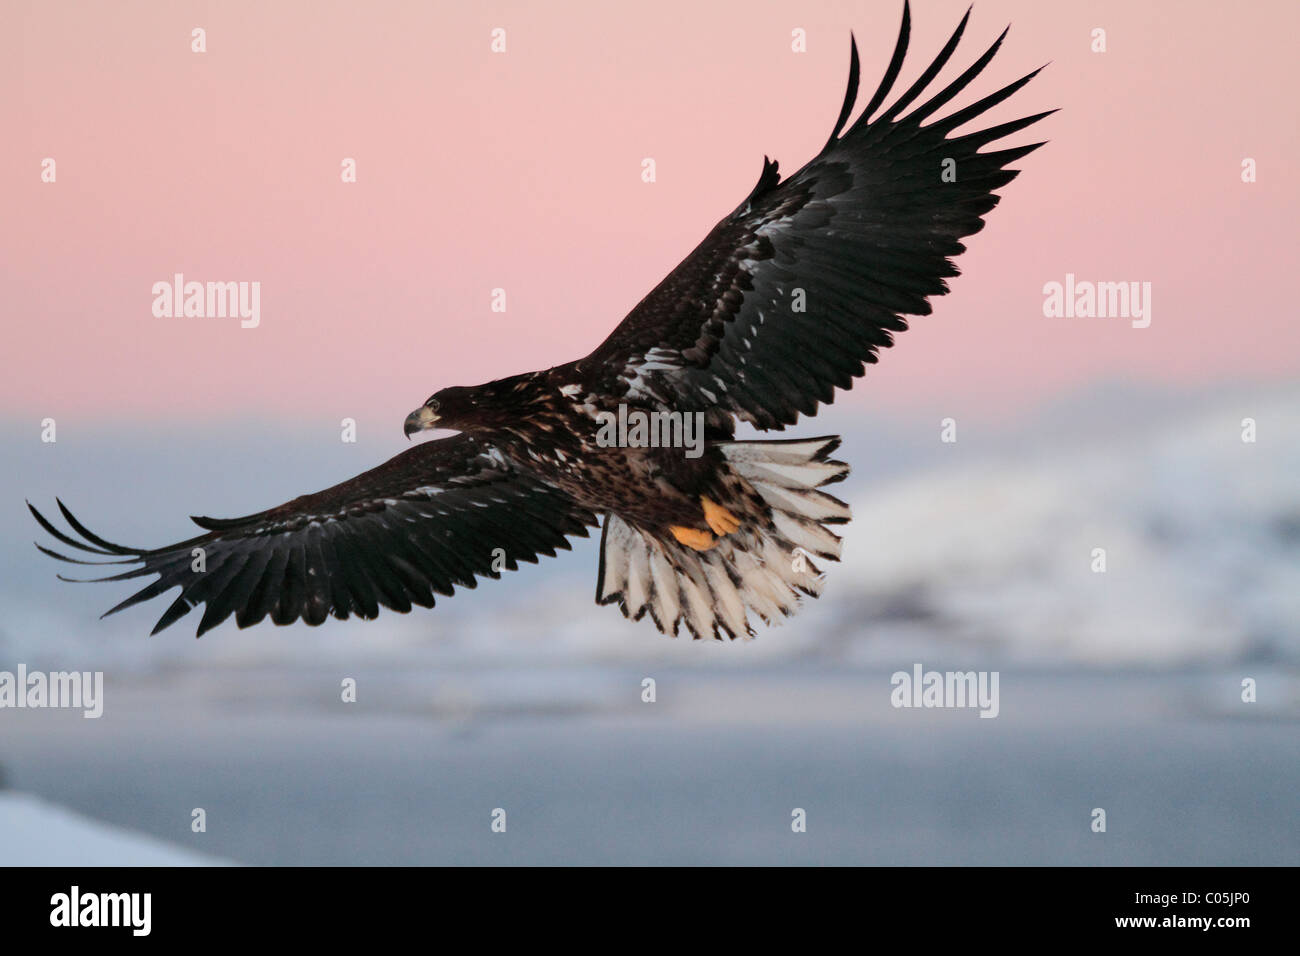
[[31, 434, 597, 636], [582, 2, 1053, 429]]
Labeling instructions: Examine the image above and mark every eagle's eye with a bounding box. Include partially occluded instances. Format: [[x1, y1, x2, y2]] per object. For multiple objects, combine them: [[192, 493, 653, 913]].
[[428, 398, 440, 411]]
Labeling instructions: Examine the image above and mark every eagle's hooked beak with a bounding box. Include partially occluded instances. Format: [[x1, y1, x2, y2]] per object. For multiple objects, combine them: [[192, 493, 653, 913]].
[[404, 404, 439, 439]]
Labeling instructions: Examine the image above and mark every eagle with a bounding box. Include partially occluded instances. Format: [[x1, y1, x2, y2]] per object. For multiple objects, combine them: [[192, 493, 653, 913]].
[[31, 3, 1051, 640]]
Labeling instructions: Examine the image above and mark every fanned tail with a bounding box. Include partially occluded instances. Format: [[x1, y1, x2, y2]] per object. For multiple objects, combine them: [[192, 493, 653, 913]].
[[596, 436, 850, 639]]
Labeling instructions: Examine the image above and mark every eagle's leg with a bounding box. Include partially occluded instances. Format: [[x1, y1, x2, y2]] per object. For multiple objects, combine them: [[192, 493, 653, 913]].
[[669, 525, 716, 551], [668, 496, 739, 551], [700, 496, 741, 536]]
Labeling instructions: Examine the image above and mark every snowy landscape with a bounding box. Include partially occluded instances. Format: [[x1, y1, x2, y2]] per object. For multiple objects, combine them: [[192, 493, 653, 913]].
[[2, 381, 1297, 864]]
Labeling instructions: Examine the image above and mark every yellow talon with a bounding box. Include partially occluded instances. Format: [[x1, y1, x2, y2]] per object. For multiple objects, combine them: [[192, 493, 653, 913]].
[[669, 525, 717, 551], [701, 496, 741, 536]]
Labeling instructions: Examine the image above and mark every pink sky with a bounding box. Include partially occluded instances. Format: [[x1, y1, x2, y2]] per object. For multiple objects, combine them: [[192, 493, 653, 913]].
[[3, 0, 1296, 427]]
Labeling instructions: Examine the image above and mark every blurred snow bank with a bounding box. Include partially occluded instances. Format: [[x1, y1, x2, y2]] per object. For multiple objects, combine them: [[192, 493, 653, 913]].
[[0, 792, 227, 866], [836, 389, 1299, 665]]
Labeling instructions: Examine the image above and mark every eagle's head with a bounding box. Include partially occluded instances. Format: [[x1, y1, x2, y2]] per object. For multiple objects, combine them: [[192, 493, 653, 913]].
[[406, 374, 551, 438], [404, 385, 481, 438]]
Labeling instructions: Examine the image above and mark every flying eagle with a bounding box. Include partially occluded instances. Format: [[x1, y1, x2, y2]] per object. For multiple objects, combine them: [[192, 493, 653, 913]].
[[31, 3, 1050, 640]]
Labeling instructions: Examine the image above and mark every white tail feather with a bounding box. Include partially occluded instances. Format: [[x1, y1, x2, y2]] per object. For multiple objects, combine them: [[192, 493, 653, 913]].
[[595, 435, 850, 639]]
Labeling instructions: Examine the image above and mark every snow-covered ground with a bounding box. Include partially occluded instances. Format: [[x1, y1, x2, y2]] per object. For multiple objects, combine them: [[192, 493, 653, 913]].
[[0, 792, 225, 866]]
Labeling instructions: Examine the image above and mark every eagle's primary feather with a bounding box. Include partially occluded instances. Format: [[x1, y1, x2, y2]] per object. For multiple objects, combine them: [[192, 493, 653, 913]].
[[32, 2, 1051, 639]]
